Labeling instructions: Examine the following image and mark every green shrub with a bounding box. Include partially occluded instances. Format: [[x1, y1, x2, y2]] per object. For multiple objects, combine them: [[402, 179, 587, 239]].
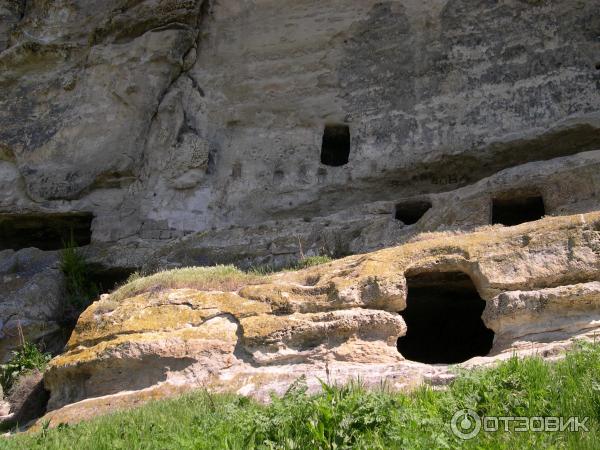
[[249, 255, 334, 275], [293, 255, 333, 269], [243, 379, 397, 449], [0, 342, 51, 393], [60, 236, 98, 311]]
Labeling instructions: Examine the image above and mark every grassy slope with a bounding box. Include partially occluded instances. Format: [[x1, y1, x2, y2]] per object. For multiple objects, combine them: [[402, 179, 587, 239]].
[[4, 342, 600, 449]]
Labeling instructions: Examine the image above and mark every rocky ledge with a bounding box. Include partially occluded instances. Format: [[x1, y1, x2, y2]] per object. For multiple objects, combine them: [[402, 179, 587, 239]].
[[36, 211, 600, 426]]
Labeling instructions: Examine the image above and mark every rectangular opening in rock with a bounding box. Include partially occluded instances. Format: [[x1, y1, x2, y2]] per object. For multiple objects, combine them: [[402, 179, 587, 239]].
[[491, 195, 545, 226], [0, 212, 93, 251], [320, 124, 350, 167], [394, 200, 432, 225], [397, 271, 494, 364]]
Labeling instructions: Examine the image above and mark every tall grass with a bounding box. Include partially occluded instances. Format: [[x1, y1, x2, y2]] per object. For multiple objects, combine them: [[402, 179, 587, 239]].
[[60, 236, 98, 312], [5, 342, 600, 449], [248, 255, 334, 275]]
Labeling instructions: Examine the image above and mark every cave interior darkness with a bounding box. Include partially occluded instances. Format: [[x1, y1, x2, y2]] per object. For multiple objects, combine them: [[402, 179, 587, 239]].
[[0, 212, 94, 251], [397, 271, 495, 364], [491, 195, 545, 226], [320, 124, 351, 167]]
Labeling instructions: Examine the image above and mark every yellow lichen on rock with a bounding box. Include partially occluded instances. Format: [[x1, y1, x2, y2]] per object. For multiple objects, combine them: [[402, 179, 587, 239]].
[[67, 290, 271, 350], [41, 212, 600, 426]]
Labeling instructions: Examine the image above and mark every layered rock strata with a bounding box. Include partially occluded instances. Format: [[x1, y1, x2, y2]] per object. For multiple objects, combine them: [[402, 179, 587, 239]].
[[40, 212, 600, 425]]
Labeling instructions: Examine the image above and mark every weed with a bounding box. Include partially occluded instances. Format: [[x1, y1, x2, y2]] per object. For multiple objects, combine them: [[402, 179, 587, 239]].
[[110, 257, 335, 302], [248, 255, 334, 275], [60, 235, 98, 313], [0, 342, 51, 393], [293, 255, 333, 269]]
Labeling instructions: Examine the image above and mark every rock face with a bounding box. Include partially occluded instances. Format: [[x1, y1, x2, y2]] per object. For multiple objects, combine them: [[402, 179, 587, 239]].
[[0, 0, 599, 426], [41, 212, 600, 424], [0, 0, 599, 271], [0, 248, 66, 362]]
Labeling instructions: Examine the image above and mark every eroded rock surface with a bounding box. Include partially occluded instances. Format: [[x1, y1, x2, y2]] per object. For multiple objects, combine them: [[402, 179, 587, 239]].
[[41, 212, 600, 425], [0, 248, 65, 362], [1, 0, 599, 429], [0, 0, 598, 270]]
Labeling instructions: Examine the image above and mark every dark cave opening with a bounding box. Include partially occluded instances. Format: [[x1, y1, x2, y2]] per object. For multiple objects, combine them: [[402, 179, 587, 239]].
[[321, 124, 350, 167], [88, 266, 137, 294], [0, 212, 94, 251], [397, 271, 494, 364], [394, 200, 432, 225], [491, 195, 545, 226]]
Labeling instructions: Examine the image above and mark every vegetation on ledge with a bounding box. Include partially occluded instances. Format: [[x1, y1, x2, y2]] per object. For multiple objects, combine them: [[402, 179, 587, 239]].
[[5, 342, 600, 449], [109, 256, 334, 302], [109, 265, 261, 302]]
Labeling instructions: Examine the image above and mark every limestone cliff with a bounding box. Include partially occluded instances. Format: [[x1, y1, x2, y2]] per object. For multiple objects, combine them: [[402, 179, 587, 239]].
[[1, 0, 599, 260], [0, 0, 599, 427]]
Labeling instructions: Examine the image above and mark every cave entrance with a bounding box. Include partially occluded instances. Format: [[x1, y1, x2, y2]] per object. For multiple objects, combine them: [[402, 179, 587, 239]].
[[397, 271, 494, 364], [88, 266, 137, 294], [491, 195, 545, 226], [0, 212, 93, 251], [321, 124, 350, 167], [394, 200, 432, 225]]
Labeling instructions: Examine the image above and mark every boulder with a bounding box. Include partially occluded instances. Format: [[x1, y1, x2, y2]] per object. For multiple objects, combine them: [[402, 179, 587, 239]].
[[0, 248, 65, 362], [40, 212, 600, 425]]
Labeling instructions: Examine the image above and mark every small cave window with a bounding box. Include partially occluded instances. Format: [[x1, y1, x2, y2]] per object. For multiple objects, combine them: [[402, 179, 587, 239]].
[[0, 212, 94, 251], [491, 195, 545, 226], [321, 124, 350, 167], [397, 271, 494, 364], [394, 200, 432, 225]]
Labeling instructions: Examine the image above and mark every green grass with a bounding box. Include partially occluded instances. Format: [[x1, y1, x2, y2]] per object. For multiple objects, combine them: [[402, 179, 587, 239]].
[[110, 265, 262, 302], [110, 257, 334, 301], [5, 342, 600, 449], [292, 255, 333, 270], [249, 255, 334, 275]]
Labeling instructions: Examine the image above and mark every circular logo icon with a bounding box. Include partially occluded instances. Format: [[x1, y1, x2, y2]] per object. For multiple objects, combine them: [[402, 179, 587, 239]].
[[451, 409, 481, 440]]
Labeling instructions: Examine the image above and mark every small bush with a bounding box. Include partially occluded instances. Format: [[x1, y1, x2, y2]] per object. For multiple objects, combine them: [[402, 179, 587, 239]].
[[249, 255, 334, 275], [0, 342, 51, 393], [319, 232, 352, 259], [125, 271, 142, 284], [60, 236, 98, 312], [243, 379, 396, 449], [293, 255, 333, 270]]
